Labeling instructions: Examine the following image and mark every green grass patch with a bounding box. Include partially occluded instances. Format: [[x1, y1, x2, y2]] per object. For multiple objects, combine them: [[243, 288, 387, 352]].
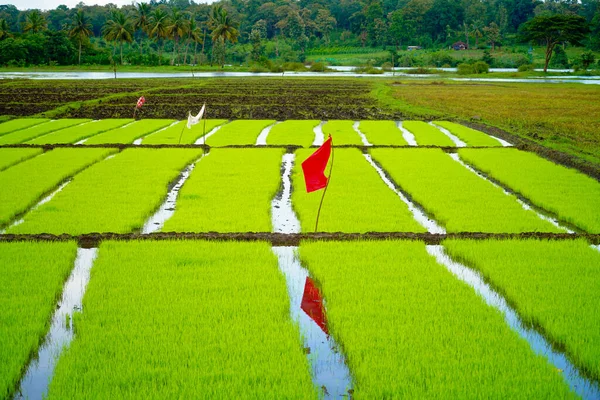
[[0, 119, 91, 144], [370, 148, 559, 232], [142, 119, 227, 144], [402, 121, 455, 146], [0, 241, 78, 399], [299, 240, 576, 398], [322, 120, 363, 145], [0, 118, 49, 137], [292, 148, 425, 232], [0, 148, 43, 171], [434, 121, 502, 146], [459, 148, 600, 233], [444, 238, 600, 381], [84, 119, 175, 144], [359, 121, 407, 145], [0, 148, 116, 228], [28, 119, 133, 144], [47, 240, 317, 399], [9, 149, 202, 234], [163, 148, 283, 232], [267, 120, 319, 147], [207, 120, 275, 146]]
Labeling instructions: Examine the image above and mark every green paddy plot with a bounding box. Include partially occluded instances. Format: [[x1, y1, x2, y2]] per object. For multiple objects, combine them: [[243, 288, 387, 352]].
[[47, 241, 317, 399], [434, 121, 502, 146], [0, 148, 116, 228], [459, 148, 600, 233], [299, 241, 575, 398], [266, 120, 318, 147], [359, 121, 407, 145], [371, 149, 559, 232], [401, 121, 455, 146], [206, 119, 275, 146], [0, 119, 91, 144], [321, 120, 363, 145], [0, 241, 78, 399], [28, 119, 133, 144], [0, 148, 43, 171], [0, 118, 49, 137], [163, 148, 283, 232], [84, 119, 175, 144], [9, 148, 202, 235], [142, 119, 227, 144], [292, 148, 425, 232], [445, 239, 600, 381]]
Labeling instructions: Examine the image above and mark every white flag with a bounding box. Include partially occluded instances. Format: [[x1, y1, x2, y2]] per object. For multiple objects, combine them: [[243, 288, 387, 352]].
[[187, 103, 205, 129]]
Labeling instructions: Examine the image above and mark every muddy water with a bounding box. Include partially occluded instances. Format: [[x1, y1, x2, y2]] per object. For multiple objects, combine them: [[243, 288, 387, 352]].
[[396, 121, 418, 146], [352, 121, 372, 146], [426, 245, 600, 400], [193, 122, 227, 145], [429, 122, 467, 147], [256, 121, 280, 146], [312, 121, 325, 146], [14, 248, 98, 400]]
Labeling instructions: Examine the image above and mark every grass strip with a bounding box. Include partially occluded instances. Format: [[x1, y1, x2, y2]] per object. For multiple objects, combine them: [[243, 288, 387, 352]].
[[267, 120, 318, 147], [459, 148, 600, 233], [0, 148, 116, 228], [359, 121, 407, 145], [370, 148, 559, 232], [0, 241, 78, 399], [206, 119, 275, 146], [434, 121, 502, 146], [0, 118, 49, 137], [84, 119, 175, 144], [321, 120, 363, 145], [163, 148, 283, 232], [444, 238, 600, 381], [402, 121, 455, 146], [0, 148, 43, 171], [142, 119, 227, 144], [47, 240, 317, 399], [0, 119, 91, 145], [28, 119, 133, 144], [292, 148, 425, 232], [299, 240, 576, 398], [9, 148, 203, 235]]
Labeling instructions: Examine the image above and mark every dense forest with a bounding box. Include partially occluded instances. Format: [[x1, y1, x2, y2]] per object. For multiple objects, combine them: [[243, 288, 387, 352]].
[[0, 0, 598, 68]]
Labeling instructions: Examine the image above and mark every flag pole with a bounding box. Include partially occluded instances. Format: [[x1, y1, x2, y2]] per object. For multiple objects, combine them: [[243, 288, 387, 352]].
[[314, 136, 333, 232], [178, 115, 187, 144], [202, 110, 207, 155]]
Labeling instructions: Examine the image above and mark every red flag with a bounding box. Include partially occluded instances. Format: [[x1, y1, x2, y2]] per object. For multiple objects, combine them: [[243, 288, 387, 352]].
[[302, 137, 332, 193], [136, 96, 146, 109], [301, 277, 328, 334]]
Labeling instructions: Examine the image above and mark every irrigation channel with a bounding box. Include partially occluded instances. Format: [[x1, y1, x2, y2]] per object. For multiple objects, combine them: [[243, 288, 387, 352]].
[[397, 121, 418, 146], [255, 122, 279, 146]]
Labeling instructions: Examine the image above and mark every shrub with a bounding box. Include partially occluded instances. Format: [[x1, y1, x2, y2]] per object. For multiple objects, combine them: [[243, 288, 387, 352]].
[[457, 63, 474, 75], [405, 67, 435, 74], [309, 62, 327, 72], [381, 62, 393, 71], [517, 64, 534, 72], [472, 61, 489, 74]]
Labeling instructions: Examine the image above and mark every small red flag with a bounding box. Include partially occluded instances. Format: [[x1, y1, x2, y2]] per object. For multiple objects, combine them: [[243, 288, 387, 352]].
[[301, 277, 328, 335], [136, 96, 146, 109], [302, 137, 332, 193]]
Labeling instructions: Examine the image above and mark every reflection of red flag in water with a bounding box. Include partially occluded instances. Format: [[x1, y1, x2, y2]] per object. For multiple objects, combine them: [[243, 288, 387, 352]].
[[301, 277, 328, 335], [301, 137, 332, 193]]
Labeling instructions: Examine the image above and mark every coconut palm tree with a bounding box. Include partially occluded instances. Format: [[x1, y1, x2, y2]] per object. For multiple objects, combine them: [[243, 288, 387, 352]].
[[133, 2, 151, 56], [166, 8, 190, 65], [209, 6, 239, 67], [23, 10, 47, 34], [68, 9, 93, 65], [148, 7, 169, 65], [0, 19, 11, 40], [102, 10, 134, 65], [186, 17, 203, 65]]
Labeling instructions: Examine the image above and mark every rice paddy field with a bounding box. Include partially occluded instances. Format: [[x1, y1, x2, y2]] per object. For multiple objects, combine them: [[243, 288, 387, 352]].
[[1, 77, 599, 399]]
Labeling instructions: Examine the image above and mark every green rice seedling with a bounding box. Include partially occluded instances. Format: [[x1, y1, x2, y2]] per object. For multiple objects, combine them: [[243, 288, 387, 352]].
[[0, 148, 116, 228], [206, 119, 275, 146], [370, 148, 560, 232], [142, 119, 227, 144], [28, 119, 133, 144], [402, 121, 455, 146], [0, 241, 78, 399], [299, 240, 576, 398], [359, 121, 407, 145], [267, 120, 319, 147], [0, 118, 49, 137], [47, 240, 317, 399], [292, 148, 425, 232], [434, 121, 502, 146], [321, 120, 363, 145], [163, 148, 283, 232], [84, 119, 175, 144], [459, 148, 600, 233], [444, 238, 600, 380], [0, 148, 43, 171], [9, 149, 202, 234], [0, 119, 91, 145]]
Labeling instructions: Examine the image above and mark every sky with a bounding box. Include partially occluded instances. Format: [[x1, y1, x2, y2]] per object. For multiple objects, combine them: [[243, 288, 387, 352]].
[[7, 0, 134, 10]]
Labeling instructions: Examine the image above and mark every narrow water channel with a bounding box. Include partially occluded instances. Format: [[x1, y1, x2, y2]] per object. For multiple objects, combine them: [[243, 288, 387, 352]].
[[396, 121, 417, 146], [352, 121, 371, 146], [255, 121, 279, 146], [429, 122, 466, 147], [312, 121, 325, 146], [193, 122, 227, 145]]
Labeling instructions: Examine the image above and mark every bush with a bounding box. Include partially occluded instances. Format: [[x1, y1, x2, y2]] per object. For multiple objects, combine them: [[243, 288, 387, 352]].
[[457, 63, 474, 75], [472, 61, 489, 74], [517, 63, 534, 72], [282, 62, 308, 71], [309, 62, 327, 72], [381, 62, 393, 71], [405, 67, 435, 74], [549, 46, 569, 69]]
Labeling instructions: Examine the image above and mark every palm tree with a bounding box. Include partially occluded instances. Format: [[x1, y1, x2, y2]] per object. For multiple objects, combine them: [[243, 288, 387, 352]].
[[210, 6, 239, 67], [102, 10, 134, 65], [166, 8, 190, 65], [68, 9, 93, 65], [23, 10, 47, 34], [133, 2, 151, 56], [0, 19, 11, 40], [186, 17, 203, 65], [149, 8, 169, 65]]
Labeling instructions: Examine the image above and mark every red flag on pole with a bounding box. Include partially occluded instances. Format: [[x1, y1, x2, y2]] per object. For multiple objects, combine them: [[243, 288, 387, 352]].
[[302, 137, 332, 193], [136, 96, 146, 109], [301, 277, 328, 335]]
